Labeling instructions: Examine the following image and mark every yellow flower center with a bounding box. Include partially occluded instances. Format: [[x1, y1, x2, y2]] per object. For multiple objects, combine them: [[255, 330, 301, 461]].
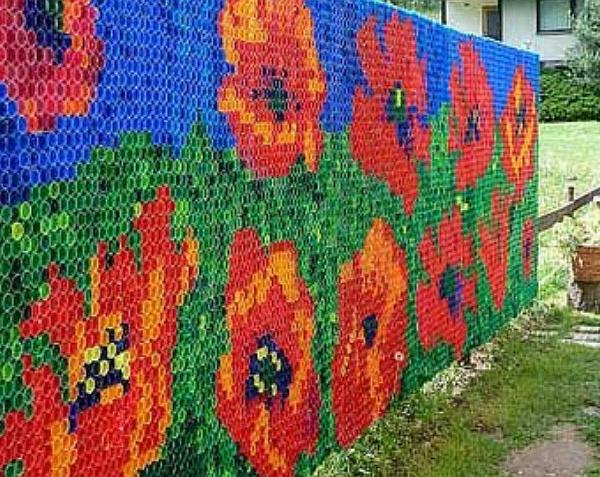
[[68, 323, 131, 433]]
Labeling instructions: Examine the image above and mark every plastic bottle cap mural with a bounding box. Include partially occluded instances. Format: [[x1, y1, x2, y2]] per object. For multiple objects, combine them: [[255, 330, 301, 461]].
[[0, 0, 538, 476]]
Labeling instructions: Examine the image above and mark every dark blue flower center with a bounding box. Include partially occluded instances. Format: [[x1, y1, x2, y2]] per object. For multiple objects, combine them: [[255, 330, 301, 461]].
[[464, 106, 481, 144], [516, 102, 527, 137], [252, 66, 301, 123], [524, 236, 533, 259], [246, 334, 293, 408], [438, 266, 464, 319], [24, 0, 72, 64], [68, 323, 131, 433], [362, 314, 378, 348], [386, 85, 414, 149]]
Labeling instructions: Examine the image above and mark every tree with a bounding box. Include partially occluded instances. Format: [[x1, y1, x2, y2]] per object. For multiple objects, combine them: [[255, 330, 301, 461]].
[[568, 0, 600, 88]]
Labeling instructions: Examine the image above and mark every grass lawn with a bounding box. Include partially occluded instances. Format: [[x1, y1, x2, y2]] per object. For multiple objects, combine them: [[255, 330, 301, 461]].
[[538, 121, 600, 299], [315, 306, 600, 477], [315, 122, 600, 476], [539, 122, 600, 214]]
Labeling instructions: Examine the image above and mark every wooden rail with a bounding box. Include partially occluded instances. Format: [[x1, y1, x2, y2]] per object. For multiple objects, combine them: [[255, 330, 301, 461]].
[[539, 186, 600, 232]]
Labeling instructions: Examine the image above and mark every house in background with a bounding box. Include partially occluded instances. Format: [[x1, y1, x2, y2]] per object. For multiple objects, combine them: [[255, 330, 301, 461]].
[[441, 0, 584, 65]]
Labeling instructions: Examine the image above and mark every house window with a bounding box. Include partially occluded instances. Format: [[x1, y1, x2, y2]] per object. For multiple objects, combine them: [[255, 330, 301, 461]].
[[482, 6, 502, 41], [537, 0, 577, 33]]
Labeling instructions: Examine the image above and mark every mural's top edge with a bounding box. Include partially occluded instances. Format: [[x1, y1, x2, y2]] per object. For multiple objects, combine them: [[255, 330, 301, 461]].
[[351, 0, 540, 60]]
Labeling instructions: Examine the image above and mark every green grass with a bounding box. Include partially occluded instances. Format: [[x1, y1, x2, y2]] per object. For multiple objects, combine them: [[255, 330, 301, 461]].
[[539, 121, 600, 214], [538, 121, 600, 299], [314, 306, 600, 477]]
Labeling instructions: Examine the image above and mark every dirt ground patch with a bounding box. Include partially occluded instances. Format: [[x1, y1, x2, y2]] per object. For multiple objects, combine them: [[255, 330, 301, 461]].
[[504, 424, 595, 477]]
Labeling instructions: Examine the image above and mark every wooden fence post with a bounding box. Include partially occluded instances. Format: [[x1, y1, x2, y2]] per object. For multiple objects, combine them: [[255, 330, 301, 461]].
[[568, 185, 575, 203]]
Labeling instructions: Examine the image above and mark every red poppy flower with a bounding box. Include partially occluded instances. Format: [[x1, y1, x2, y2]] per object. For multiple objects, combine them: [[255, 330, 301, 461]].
[[216, 229, 320, 477], [0, 0, 105, 132], [0, 187, 199, 477], [479, 190, 511, 310], [0, 358, 65, 477], [416, 207, 477, 359], [449, 41, 495, 190], [501, 67, 538, 200], [350, 15, 430, 214], [218, 0, 327, 177], [522, 219, 535, 280], [331, 219, 409, 447]]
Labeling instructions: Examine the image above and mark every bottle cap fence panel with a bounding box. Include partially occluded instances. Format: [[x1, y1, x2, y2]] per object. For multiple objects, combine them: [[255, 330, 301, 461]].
[[0, 1, 539, 476]]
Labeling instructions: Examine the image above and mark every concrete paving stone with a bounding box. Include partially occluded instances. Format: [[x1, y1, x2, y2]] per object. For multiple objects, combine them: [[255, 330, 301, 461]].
[[572, 325, 600, 333], [504, 425, 593, 477], [568, 333, 600, 342], [562, 339, 600, 349]]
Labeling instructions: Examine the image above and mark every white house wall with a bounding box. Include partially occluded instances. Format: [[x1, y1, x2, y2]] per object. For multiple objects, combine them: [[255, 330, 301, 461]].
[[502, 0, 577, 62], [446, 0, 499, 36]]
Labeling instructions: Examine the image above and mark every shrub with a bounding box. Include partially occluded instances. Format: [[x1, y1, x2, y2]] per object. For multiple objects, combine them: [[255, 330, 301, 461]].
[[540, 68, 600, 122]]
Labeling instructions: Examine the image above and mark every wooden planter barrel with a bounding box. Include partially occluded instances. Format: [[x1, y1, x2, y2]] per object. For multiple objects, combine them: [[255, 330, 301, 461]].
[[568, 245, 600, 313]]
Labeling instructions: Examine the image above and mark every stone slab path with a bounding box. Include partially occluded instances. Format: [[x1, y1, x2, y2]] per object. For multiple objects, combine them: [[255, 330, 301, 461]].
[[562, 325, 600, 349], [505, 425, 594, 477], [506, 322, 600, 476]]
